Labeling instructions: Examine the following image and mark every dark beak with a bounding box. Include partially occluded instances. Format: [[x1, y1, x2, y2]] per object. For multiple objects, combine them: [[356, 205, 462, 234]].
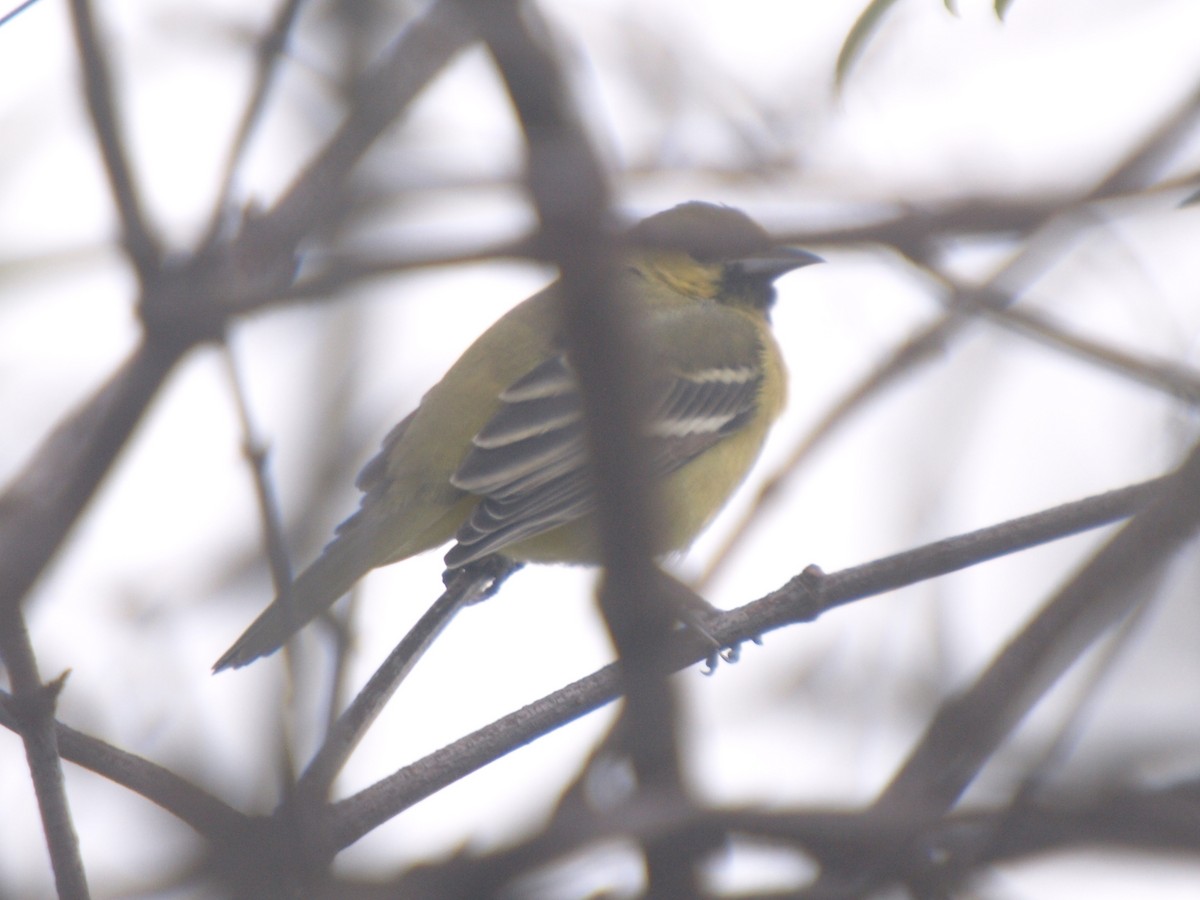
[[737, 246, 824, 282]]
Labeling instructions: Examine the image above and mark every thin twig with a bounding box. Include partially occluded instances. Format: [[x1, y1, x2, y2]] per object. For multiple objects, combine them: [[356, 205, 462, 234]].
[[966, 292, 1200, 405], [250, 0, 477, 256], [220, 344, 295, 599], [66, 0, 159, 278], [0, 689, 248, 840], [292, 557, 522, 807], [321, 473, 1166, 852], [201, 0, 308, 251], [932, 581, 1171, 896], [0, 618, 89, 900], [812, 442, 1200, 894], [698, 73, 1200, 590], [695, 315, 954, 591], [0, 0, 42, 28], [276, 235, 540, 306], [475, 0, 697, 893]]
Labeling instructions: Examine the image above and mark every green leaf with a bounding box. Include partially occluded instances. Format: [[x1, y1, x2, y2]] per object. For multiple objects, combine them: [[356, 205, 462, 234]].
[[836, 0, 907, 92], [995, 0, 1017, 20]]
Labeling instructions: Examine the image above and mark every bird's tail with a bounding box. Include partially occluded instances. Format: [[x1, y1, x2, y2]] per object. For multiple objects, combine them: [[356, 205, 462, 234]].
[[212, 532, 381, 672]]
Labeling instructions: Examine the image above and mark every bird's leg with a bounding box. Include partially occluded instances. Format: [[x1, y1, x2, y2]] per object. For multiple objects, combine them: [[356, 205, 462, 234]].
[[445, 553, 525, 604], [647, 567, 755, 673]]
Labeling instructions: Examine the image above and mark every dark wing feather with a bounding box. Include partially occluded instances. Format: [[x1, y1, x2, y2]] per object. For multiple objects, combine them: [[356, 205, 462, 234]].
[[444, 354, 764, 568], [355, 410, 415, 495], [648, 364, 762, 473], [448, 471, 593, 565]]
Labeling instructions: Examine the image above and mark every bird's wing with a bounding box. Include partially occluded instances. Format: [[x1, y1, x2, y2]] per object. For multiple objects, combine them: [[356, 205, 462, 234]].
[[444, 343, 764, 568], [350, 410, 416, 507]]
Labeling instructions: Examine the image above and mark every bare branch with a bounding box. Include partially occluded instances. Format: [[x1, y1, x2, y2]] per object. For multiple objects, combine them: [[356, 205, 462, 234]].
[[0, 621, 89, 899], [0, 689, 248, 841], [201, 0, 308, 250], [293, 557, 522, 808], [821, 440, 1200, 894], [0, 341, 183, 615], [473, 1, 694, 890], [322, 473, 1165, 852], [67, 0, 159, 278]]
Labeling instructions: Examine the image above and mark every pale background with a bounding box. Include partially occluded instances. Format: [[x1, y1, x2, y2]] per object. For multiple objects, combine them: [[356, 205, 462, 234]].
[[3, 0, 1200, 896]]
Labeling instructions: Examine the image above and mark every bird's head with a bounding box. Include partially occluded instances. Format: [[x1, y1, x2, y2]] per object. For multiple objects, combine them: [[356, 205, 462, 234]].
[[627, 202, 822, 312]]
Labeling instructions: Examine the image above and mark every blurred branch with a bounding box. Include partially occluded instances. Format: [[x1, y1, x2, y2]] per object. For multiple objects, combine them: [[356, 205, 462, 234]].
[[293, 557, 521, 808], [965, 777, 1200, 863], [364, 778, 1200, 897], [67, 0, 160, 278], [0, 468, 1173, 881], [0, 0, 42, 29], [259, 181, 1200, 316], [695, 314, 953, 591], [960, 287, 1200, 405], [0, 341, 183, 616], [938, 585, 1170, 896], [1094, 80, 1200, 197], [201, 0, 307, 250], [474, 0, 695, 892], [321, 472, 1166, 852], [277, 233, 539, 305], [221, 345, 295, 600], [823, 438, 1200, 894], [0, 625, 88, 900], [714, 780, 1200, 874], [0, 688, 248, 840], [699, 72, 1200, 585], [0, 0, 482, 618], [244, 0, 476, 258], [779, 181, 1182, 253]]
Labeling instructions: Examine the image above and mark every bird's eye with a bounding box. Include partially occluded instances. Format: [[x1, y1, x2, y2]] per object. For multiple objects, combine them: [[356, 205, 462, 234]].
[[687, 248, 723, 264]]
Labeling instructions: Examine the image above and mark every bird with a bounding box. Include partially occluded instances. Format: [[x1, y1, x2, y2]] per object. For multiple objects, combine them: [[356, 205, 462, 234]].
[[213, 202, 822, 672]]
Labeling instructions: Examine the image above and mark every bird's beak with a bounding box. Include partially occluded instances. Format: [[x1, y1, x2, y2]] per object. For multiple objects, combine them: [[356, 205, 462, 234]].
[[737, 246, 824, 281]]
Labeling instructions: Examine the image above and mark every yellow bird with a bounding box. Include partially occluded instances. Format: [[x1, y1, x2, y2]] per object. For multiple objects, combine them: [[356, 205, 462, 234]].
[[214, 202, 821, 672]]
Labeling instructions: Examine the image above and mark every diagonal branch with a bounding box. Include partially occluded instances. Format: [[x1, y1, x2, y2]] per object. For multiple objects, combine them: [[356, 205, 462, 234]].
[[292, 557, 522, 807], [813, 439, 1200, 894], [67, 0, 159, 279], [248, 0, 477, 257], [0, 340, 183, 615], [878, 458, 1197, 812], [0, 689, 249, 840], [201, 0, 308, 251], [0, 0, 483, 620], [0, 471, 1169, 866], [320, 472, 1166, 853], [0, 620, 89, 899]]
